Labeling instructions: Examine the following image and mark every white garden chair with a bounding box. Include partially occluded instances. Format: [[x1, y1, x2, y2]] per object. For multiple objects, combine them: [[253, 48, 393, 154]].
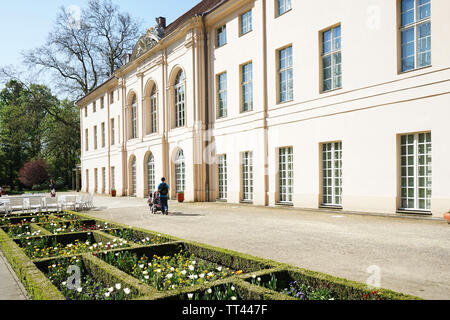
[[0, 199, 12, 215], [9, 198, 25, 214], [43, 197, 60, 212], [23, 198, 43, 213], [61, 196, 77, 211]]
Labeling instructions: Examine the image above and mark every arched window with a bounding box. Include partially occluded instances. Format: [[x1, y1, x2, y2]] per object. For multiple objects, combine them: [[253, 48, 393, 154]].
[[174, 71, 185, 128], [131, 157, 137, 196], [131, 95, 138, 139], [150, 86, 157, 133], [175, 149, 185, 193], [147, 153, 155, 193]]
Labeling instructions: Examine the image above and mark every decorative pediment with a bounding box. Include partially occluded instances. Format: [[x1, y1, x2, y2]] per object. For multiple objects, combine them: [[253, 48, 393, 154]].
[[130, 22, 165, 61]]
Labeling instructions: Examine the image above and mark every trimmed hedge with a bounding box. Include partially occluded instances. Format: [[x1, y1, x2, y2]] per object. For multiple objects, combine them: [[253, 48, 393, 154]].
[[0, 210, 423, 300]]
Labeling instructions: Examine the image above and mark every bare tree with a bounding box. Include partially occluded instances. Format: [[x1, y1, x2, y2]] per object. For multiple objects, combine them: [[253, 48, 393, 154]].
[[23, 0, 142, 98]]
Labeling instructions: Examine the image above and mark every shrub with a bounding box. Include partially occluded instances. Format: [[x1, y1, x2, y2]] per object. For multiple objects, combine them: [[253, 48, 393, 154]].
[[18, 160, 49, 189]]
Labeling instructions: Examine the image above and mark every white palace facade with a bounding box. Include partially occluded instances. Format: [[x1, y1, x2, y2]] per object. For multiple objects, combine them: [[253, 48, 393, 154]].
[[77, 0, 450, 217]]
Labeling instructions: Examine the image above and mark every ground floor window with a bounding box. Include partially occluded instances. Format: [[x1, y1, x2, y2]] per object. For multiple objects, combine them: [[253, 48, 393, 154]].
[[322, 142, 342, 207], [218, 154, 227, 200], [131, 158, 136, 196], [86, 169, 89, 192], [242, 151, 253, 201], [111, 167, 115, 191], [279, 147, 293, 203], [147, 154, 155, 193], [94, 168, 98, 193], [400, 132, 432, 211], [175, 150, 185, 193], [102, 167, 106, 193]]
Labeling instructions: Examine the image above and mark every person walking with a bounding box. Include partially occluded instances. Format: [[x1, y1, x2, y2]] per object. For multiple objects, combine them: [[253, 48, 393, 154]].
[[158, 178, 170, 215], [49, 179, 56, 198]]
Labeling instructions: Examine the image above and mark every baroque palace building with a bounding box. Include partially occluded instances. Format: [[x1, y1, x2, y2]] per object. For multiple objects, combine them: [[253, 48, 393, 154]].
[[77, 0, 450, 217]]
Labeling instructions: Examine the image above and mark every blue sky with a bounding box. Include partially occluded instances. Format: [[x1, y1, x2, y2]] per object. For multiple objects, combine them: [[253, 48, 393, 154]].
[[0, 0, 200, 68]]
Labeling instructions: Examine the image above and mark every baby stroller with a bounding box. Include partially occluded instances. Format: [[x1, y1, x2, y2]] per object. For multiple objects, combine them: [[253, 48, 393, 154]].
[[148, 191, 163, 215]]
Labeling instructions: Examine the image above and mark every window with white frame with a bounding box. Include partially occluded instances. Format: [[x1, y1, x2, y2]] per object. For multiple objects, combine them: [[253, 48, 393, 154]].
[[278, 46, 293, 103], [400, 0, 431, 72], [131, 95, 138, 139], [111, 118, 115, 145], [242, 151, 253, 201], [217, 25, 227, 47], [277, 0, 292, 16], [217, 72, 227, 118], [86, 169, 89, 192], [102, 167, 106, 193], [175, 71, 185, 128], [94, 168, 98, 193], [84, 107, 87, 118], [400, 132, 432, 211], [93, 101, 97, 113], [131, 158, 136, 196], [94, 126, 98, 150], [175, 149, 185, 193], [322, 25, 342, 92], [101, 122, 105, 148], [111, 167, 115, 190], [150, 86, 158, 133], [147, 153, 155, 193], [218, 154, 227, 200], [110, 91, 114, 104], [240, 10, 252, 35], [241, 62, 253, 112], [279, 147, 293, 203], [100, 96, 104, 109], [322, 142, 342, 207], [85, 129, 89, 151]]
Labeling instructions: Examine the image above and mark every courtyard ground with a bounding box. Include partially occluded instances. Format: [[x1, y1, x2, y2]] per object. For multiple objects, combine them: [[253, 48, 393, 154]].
[[1, 193, 449, 300]]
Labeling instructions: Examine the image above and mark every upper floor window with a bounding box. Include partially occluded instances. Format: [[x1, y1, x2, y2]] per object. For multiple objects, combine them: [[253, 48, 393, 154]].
[[278, 46, 293, 103], [217, 25, 227, 47], [93, 101, 97, 113], [150, 86, 158, 134], [111, 118, 115, 146], [85, 129, 89, 151], [277, 0, 292, 16], [322, 25, 342, 92], [101, 122, 105, 148], [241, 62, 253, 112], [217, 72, 227, 118], [400, 0, 431, 72], [94, 125, 98, 150], [240, 10, 253, 35], [84, 107, 87, 118], [100, 96, 104, 109], [131, 95, 138, 139], [110, 91, 114, 104], [174, 71, 185, 128]]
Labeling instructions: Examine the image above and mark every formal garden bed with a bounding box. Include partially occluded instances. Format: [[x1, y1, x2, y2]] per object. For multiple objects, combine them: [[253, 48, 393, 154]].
[[0, 210, 422, 301]]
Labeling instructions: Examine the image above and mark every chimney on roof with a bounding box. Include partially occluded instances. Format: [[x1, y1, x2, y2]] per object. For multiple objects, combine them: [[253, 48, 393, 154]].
[[156, 17, 166, 29]]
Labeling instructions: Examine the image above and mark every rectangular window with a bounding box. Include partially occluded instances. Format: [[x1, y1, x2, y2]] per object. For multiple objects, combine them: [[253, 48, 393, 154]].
[[94, 168, 98, 193], [240, 10, 253, 35], [110, 91, 114, 104], [111, 167, 115, 190], [102, 167, 106, 193], [86, 169, 89, 192], [400, 0, 431, 72], [100, 97, 104, 109], [277, 0, 292, 16], [322, 142, 343, 207], [101, 122, 105, 148], [242, 151, 253, 201], [217, 25, 227, 47], [400, 132, 432, 211], [279, 147, 294, 203], [322, 25, 342, 92], [85, 129, 89, 151], [241, 62, 253, 112], [84, 107, 87, 118], [217, 72, 227, 118], [94, 126, 98, 150], [111, 118, 115, 145], [218, 154, 228, 200], [278, 46, 293, 103], [151, 94, 157, 133], [93, 101, 96, 113]]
